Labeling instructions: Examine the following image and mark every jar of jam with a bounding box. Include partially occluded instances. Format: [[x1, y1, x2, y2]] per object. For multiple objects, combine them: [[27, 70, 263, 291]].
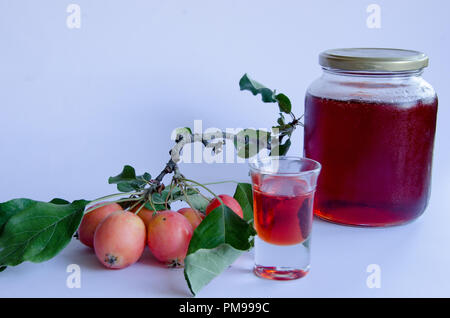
[[304, 48, 438, 226]]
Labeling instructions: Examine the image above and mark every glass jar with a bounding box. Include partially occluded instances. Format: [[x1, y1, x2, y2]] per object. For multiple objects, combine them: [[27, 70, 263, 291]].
[[304, 48, 438, 226]]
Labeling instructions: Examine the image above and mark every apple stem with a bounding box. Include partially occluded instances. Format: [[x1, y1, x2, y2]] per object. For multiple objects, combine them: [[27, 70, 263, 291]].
[[178, 182, 196, 211], [133, 201, 146, 216], [84, 197, 142, 215], [127, 199, 144, 212]]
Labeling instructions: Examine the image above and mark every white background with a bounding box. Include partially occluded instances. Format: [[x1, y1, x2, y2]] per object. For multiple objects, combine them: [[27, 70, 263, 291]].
[[0, 0, 449, 297]]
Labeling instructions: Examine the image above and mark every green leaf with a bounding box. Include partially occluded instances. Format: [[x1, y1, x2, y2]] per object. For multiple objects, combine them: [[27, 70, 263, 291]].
[[238, 73, 296, 158], [184, 205, 256, 295], [143, 186, 197, 211], [145, 192, 168, 211], [108, 165, 150, 192], [108, 165, 137, 184], [0, 266, 6, 272], [233, 183, 253, 222], [0, 199, 88, 267], [0, 199, 36, 234], [117, 182, 137, 192], [142, 172, 152, 182], [182, 194, 210, 213], [273, 123, 294, 134], [147, 187, 210, 213], [239, 74, 276, 103], [275, 93, 292, 113], [184, 244, 242, 295], [187, 205, 256, 253], [277, 113, 286, 126], [234, 129, 271, 159], [49, 198, 70, 205], [143, 202, 166, 212], [271, 138, 292, 156]]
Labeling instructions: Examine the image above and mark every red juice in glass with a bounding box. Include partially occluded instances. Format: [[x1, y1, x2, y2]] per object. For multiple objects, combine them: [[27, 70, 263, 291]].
[[252, 176, 313, 245], [249, 156, 321, 280]]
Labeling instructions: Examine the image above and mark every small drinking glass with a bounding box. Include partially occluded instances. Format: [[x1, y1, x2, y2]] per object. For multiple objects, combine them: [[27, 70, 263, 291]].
[[249, 156, 321, 280]]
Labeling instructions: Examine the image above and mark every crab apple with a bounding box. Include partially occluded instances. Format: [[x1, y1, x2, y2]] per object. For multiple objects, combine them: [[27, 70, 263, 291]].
[[178, 208, 205, 230], [147, 210, 193, 267], [93, 211, 146, 269], [131, 205, 156, 228], [78, 202, 123, 248], [205, 194, 243, 218]]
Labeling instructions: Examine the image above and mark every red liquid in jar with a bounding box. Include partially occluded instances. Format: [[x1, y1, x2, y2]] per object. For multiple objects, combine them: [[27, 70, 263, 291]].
[[252, 176, 314, 245], [304, 94, 438, 226]]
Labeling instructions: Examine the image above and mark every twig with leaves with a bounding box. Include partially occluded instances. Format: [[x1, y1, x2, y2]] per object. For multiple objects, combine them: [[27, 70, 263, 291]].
[[0, 73, 303, 295]]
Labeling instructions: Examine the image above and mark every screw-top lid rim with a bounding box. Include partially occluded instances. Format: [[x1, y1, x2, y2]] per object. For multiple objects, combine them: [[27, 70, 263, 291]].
[[319, 48, 429, 72]]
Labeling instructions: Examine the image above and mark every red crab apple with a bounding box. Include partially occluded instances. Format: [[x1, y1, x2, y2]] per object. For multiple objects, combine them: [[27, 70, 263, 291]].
[[131, 206, 156, 228], [178, 207, 205, 230], [147, 210, 193, 267], [78, 202, 123, 248], [205, 194, 243, 218], [93, 211, 146, 269]]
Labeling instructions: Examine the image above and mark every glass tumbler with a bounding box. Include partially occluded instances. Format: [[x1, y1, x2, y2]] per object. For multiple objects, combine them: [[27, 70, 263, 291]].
[[249, 156, 321, 280]]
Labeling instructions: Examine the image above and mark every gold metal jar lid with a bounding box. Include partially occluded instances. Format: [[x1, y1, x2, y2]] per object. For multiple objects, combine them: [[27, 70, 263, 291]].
[[319, 48, 429, 72]]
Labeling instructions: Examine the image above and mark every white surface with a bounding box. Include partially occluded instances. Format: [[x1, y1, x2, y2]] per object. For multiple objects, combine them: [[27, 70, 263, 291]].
[[1, 212, 450, 298], [2, 181, 450, 298], [0, 0, 450, 297]]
